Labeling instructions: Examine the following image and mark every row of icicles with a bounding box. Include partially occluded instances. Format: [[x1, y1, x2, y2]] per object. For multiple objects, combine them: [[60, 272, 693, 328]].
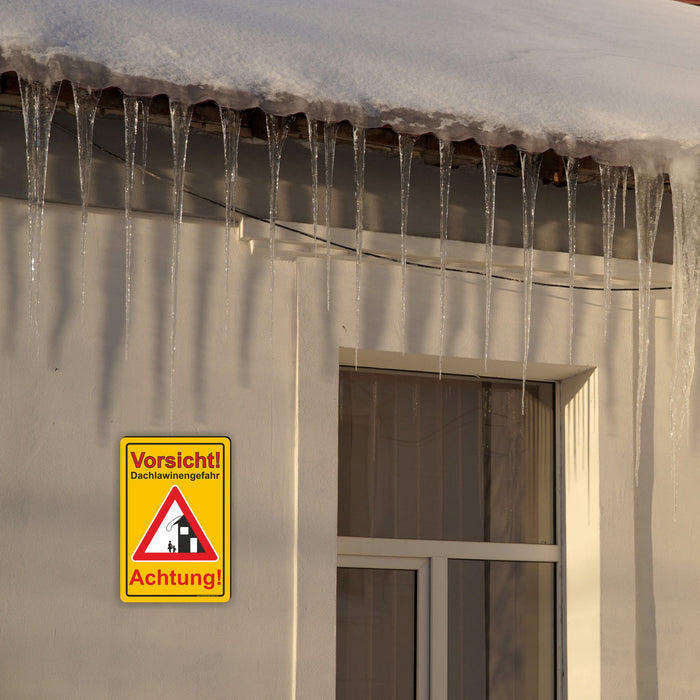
[[17, 77, 700, 492]]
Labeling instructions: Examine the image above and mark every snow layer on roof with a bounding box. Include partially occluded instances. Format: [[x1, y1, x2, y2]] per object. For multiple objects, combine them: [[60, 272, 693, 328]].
[[1, 0, 699, 165]]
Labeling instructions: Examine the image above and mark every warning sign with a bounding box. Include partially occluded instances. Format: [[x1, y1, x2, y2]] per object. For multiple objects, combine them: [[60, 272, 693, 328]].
[[120, 437, 230, 603]]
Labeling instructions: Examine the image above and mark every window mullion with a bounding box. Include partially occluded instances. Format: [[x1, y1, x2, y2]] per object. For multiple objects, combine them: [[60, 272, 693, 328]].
[[416, 560, 431, 700], [430, 556, 448, 700]]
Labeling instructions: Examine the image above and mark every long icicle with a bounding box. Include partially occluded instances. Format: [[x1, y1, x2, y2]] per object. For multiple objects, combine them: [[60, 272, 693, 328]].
[[219, 106, 241, 322], [265, 113, 290, 469], [669, 161, 700, 510], [399, 134, 416, 354], [565, 157, 580, 365], [600, 164, 624, 335], [633, 167, 664, 487], [307, 118, 320, 253], [324, 122, 339, 310], [137, 97, 152, 184], [19, 78, 59, 340], [123, 95, 139, 359], [353, 126, 366, 370], [519, 150, 544, 411], [265, 114, 290, 301], [168, 101, 193, 432], [481, 146, 498, 371], [72, 85, 101, 313], [438, 139, 454, 378]]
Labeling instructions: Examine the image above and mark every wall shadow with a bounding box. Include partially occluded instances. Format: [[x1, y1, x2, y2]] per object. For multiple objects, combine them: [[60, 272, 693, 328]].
[[191, 224, 217, 422], [48, 210, 79, 366], [235, 242, 264, 390], [1, 203, 23, 355], [148, 218, 171, 424], [97, 224, 126, 442]]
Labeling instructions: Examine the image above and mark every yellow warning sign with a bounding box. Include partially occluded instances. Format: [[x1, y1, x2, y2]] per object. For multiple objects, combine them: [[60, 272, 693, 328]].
[[120, 437, 230, 603]]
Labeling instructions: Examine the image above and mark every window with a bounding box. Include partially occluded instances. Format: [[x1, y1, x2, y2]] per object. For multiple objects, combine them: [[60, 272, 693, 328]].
[[337, 367, 559, 699]]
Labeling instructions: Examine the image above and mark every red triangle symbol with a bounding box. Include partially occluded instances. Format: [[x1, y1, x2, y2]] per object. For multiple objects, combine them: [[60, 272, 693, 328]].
[[132, 485, 219, 562]]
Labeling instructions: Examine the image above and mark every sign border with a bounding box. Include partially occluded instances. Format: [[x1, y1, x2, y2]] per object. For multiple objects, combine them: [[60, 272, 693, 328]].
[[120, 436, 231, 603]]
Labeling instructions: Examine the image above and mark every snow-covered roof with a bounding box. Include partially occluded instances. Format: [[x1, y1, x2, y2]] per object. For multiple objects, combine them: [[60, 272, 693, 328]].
[[1, 0, 699, 166]]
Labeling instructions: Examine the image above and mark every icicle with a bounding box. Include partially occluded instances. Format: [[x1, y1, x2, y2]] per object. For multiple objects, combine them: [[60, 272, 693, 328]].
[[168, 101, 193, 431], [219, 106, 241, 319], [481, 146, 498, 371], [353, 126, 366, 370], [323, 122, 339, 310], [599, 164, 625, 333], [565, 157, 580, 365], [137, 97, 152, 184], [633, 168, 664, 487], [123, 95, 139, 359], [669, 162, 700, 509], [399, 134, 416, 354], [621, 166, 629, 230], [72, 84, 101, 312], [519, 150, 544, 411], [307, 118, 320, 253], [265, 113, 290, 299], [19, 78, 59, 339], [438, 139, 454, 378]]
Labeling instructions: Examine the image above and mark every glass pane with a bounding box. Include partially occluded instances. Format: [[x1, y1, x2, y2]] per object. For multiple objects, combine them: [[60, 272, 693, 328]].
[[336, 568, 416, 700], [338, 368, 554, 543], [448, 560, 555, 700]]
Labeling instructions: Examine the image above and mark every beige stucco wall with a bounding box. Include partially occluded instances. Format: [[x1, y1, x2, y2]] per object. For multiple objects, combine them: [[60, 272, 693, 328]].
[[0, 170, 698, 700], [0, 199, 297, 698]]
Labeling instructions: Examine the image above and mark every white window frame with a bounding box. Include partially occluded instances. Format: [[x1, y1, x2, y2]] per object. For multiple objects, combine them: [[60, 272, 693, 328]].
[[337, 554, 431, 698], [335, 375, 562, 700], [338, 540, 560, 700]]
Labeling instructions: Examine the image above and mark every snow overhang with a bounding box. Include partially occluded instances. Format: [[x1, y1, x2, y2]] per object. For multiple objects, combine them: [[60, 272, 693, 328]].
[[1, 0, 699, 168]]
